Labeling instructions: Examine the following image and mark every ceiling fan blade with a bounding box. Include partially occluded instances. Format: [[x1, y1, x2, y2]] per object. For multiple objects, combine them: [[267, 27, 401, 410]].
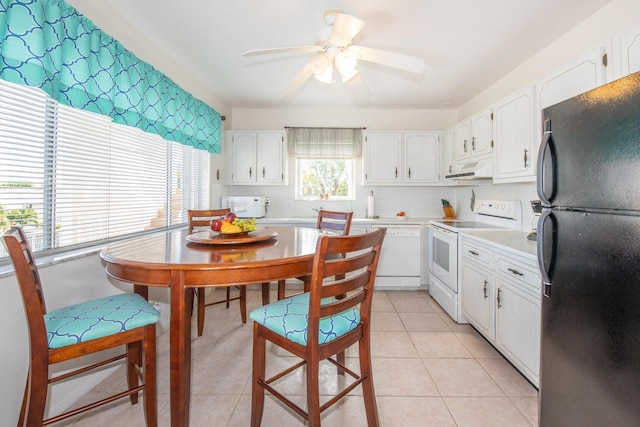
[[243, 46, 322, 57], [282, 64, 314, 97], [348, 45, 426, 74], [328, 13, 365, 46]]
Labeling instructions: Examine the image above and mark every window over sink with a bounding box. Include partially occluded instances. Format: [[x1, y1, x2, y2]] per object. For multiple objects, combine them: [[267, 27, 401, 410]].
[[287, 127, 362, 201]]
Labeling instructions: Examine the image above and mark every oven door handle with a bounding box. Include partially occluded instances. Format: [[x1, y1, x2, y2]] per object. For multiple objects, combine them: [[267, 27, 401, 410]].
[[426, 224, 457, 236]]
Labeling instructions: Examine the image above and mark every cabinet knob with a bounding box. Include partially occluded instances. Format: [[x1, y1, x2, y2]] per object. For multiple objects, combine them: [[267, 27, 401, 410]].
[[408, 167, 411, 178], [472, 137, 476, 150], [497, 288, 502, 308], [262, 166, 266, 178], [249, 166, 252, 177], [523, 149, 529, 168], [483, 280, 488, 299]]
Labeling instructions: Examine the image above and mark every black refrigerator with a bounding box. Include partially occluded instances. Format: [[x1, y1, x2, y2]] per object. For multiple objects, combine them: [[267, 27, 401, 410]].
[[537, 70, 640, 426]]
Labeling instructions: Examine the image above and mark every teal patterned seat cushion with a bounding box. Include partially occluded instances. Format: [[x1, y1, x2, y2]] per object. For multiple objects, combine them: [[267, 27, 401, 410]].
[[250, 293, 360, 346], [45, 293, 160, 349]]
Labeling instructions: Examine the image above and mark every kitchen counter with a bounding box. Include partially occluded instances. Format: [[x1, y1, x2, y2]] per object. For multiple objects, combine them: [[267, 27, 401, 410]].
[[257, 216, 435, 225], [460, 230, 538, 260]]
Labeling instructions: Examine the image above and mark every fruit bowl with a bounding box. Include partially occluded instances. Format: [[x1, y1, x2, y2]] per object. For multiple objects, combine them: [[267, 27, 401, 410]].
[[396, 211, 408, 220]]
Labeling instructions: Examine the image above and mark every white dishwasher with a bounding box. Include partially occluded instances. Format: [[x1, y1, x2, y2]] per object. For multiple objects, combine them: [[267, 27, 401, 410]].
[[371, 224, 422, 289]]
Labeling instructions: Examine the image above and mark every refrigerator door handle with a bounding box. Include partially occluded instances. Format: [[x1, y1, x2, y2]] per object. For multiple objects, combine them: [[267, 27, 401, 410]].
[[537, 209, 556, 289], [537, 120, 556, 205]]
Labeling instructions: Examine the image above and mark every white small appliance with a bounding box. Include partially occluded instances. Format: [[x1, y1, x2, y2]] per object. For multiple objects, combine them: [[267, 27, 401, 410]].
[[221, 196, 268, 218]]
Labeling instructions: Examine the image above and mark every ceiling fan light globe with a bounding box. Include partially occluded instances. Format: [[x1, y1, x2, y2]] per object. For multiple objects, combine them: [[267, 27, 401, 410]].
[[309, 54, 331, 74], [336, 51, 357, 70], [339, 68, 359, 83], [314, 65, 334, 84]]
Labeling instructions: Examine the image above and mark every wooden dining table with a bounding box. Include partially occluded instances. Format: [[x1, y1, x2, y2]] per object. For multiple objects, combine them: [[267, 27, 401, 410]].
[[100, 226, 328, 426]]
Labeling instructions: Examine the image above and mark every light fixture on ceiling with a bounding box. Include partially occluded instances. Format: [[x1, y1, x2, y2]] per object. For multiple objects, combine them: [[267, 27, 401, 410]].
[[309, 45, 358, 84]]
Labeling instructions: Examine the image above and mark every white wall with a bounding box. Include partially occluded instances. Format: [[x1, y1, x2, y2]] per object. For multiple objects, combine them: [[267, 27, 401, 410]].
[[229, 107, 457, 131]]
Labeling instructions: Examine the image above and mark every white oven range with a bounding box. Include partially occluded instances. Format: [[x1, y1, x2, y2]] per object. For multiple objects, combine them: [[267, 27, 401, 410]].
[[426, 200, 522, 322]]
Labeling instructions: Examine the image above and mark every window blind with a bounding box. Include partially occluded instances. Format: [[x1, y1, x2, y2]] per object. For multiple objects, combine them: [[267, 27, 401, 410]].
[[287, 127, 363, 158], [0, 78, 209, 259]]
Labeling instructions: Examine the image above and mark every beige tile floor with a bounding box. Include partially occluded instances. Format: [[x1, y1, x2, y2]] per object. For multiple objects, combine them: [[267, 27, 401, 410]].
[[58, 288, 539, 426]]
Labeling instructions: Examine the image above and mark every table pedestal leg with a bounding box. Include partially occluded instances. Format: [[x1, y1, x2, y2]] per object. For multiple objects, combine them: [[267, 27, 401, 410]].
[[170, 271, 191, 426]]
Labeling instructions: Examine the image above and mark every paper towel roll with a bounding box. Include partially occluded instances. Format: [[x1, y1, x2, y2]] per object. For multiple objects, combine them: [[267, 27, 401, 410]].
[[367, 195, 375, 218]]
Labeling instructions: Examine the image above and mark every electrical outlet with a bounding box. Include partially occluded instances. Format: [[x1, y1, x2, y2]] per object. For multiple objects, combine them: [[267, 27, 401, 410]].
[[264, 197, 271, 206]]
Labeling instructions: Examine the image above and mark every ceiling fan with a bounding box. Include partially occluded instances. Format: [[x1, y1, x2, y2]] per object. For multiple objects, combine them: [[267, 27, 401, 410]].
[[242, 10, 426, 97]]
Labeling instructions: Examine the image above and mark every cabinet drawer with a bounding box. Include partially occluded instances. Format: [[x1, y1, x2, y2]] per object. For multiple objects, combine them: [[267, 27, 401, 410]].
[[495, 254, 541, 292], [461, 240, 493, 268]]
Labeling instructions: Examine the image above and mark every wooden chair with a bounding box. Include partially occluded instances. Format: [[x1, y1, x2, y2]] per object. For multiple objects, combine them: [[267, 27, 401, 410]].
[[2, 227, 159, 426], [249, 227, 385, 427], [188, 209, 247, 336], [276, 210, 353, 300]]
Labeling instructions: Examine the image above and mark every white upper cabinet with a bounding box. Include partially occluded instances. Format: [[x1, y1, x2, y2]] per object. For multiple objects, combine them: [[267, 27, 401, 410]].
[[363, 131, 402, 184], [403, 133, 439, 183], [256, 132, 286, 185], [363, 131, 439, 185], [453, 107, 493, 166], [537, 44, 608, 111], [226, 130, 286, 185], [441, 126, 455, 182], [453, 119, 471, 163], [492, 85, 537, 183], [615, 25, 640, 79]]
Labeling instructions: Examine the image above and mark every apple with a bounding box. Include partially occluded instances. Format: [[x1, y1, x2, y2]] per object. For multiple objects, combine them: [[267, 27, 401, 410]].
[[224, 212, 237, 223], [210, 219, 223, 231]]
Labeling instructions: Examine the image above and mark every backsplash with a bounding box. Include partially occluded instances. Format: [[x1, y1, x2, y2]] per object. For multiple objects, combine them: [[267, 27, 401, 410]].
[[223, 181, 538, 231]]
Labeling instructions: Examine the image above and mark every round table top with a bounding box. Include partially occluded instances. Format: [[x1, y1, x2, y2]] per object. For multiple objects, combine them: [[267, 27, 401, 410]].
[[99, 226, 330, 286]]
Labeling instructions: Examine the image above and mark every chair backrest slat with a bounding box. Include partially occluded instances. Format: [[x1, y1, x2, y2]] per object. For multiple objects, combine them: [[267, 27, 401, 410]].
[[316, 210, 353, 236], [307, 228, 385, 337], [188, 208, 231, 231]]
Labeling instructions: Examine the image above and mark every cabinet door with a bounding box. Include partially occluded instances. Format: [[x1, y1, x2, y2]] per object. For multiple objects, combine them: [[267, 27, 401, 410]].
[[537, 45, 607, 111], [256, 132, 285, 184], [364, 132, 402, 183], [461, 262, 494, 340], [470, 108, 493, 158], [619, 25, 640, 78], [404, 132, 439, 183], [493, 86, 536, 182], [495, 278, 541, 386], [231, 132, 257, 183], [441, 126, 455, 180], [453, 120, 471, 162]]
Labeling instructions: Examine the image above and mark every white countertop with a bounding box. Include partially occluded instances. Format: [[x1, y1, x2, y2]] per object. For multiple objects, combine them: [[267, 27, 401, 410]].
[[460, 230, 538, 260], [257, 216, 435, 225]]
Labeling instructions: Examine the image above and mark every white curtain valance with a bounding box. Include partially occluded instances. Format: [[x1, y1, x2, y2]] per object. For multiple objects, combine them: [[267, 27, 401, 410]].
[[287, 127, 363, 158]]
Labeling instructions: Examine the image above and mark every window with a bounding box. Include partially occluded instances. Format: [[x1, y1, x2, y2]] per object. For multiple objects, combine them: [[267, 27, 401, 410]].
[[288, 127, 362, 201], [296, 158, 355, 200], [0, 79, 209, 259]]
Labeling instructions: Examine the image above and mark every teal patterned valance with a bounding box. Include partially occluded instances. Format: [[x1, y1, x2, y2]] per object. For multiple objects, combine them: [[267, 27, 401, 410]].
[[0, 0, 221, 153]]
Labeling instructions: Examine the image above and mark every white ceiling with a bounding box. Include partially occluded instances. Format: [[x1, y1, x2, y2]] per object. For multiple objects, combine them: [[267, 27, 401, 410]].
[[67, 0, 613, 110]]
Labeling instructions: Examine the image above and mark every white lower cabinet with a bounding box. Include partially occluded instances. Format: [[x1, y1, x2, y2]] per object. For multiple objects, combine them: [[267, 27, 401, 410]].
[[460, 234, 541, 386], [461, 262, 494, 339]]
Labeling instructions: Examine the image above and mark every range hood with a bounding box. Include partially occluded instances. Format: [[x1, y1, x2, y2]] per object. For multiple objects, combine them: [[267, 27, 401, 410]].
[[445, 159, 493, 180]]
